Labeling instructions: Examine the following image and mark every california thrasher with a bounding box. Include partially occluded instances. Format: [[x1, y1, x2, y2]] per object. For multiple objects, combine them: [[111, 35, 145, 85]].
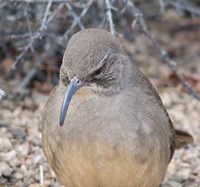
[[42, 29, 193, 187]]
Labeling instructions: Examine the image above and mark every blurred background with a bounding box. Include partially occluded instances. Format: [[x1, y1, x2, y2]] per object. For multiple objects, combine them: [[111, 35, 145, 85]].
[[0, 0, 200, 186]]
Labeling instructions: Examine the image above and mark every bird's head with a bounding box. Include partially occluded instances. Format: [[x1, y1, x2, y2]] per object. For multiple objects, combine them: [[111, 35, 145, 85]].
[[59, 29, 130, 126]]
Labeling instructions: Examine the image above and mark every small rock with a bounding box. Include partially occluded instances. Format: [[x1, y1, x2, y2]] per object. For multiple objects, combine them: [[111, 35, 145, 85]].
[[16, 143, 29, 157], [183, 153, 197, 163], [176, 168, 191, 182], [0, 176, 7, 184], [0, 138, 12, 152], [32, 155, 42, 165], [26, 159, 32, 166], [20, 164, 27, 173], [180, 162, 190, 168], [0, 162, 13, 177], [22, 97, 38, 111], [162, 181, 182, 187], [9, 158, 20, 167], [0, 150, 17, 162], [173, 150, 182, 159], [12, 172, 23, 180]]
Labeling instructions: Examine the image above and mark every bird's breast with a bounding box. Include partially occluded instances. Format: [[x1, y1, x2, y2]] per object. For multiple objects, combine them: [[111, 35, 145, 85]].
[[42, 86, 170, 187], [46, 131, 168, 187]]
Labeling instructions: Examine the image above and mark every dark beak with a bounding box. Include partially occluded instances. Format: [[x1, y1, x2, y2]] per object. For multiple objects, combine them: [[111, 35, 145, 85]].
[[60, 76, 85, 126]]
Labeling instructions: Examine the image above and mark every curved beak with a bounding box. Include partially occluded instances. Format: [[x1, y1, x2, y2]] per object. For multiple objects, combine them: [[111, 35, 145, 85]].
[[60, 76, 85, 126]]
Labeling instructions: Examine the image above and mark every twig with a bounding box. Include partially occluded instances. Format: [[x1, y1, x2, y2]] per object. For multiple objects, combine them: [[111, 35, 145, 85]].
[[10, 0, 70, 2], [63, 0, 94, 39], [126, 0, 200, 100], [0, 88, 6, 103], [12, 0, 53, 69], [9, 0, 88, 9], [40, 0, 52, 31], [47, 3, 65, 24], [24, 8, 33, 49], [17, 58, 44, 89], [24, 8, 33, 40], [105, 0, 116, 36], [19, 68, 38, 89], [163, 0, 200, 16], [158, 0, 165, 14], [10, 33, 32, 39], [40, 165, 44, 186], [0, 2, 8, 9], [65, 3, 85, 30]]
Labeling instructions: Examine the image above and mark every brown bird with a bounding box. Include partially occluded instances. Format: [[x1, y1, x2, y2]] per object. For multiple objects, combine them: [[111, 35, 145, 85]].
[[42, 29, 193, 187]]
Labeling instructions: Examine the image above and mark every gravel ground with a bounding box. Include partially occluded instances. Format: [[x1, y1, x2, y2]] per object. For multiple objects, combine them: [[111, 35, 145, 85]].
[[0, 84, 199, 187]]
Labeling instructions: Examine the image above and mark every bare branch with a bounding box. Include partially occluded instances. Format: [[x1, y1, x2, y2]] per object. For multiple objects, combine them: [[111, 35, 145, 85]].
[[126, 0, 200, 100], [163, 0, 200, 16], [40, 0, 52, 31], [18, 68, 38, 89], [105, 0, 116, 36], [17, 58, 45, 90], [158, 0, 165, 14], [63, 0, 94, 39], [25, 10, 32, 34], [65, 3, 85, 30], [47, 3, 65, 24], [10, 0, 70, 2], [12, 0, 53, 69], [2, 0, 199, 101]]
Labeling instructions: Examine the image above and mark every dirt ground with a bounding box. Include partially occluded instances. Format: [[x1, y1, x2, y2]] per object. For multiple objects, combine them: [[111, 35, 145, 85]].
[[0, 16, 200, 187]]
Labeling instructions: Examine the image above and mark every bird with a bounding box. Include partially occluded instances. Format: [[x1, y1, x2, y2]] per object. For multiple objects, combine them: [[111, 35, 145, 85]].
[[41, 28, 193, 187]]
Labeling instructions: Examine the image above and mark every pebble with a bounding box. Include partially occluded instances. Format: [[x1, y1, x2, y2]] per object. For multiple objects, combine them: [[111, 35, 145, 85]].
[[26, 159, 32, 165], [9, 158, 20, 167], [0, 150, 17, 162], [12, 172, 23, 180], [175, 168, 191, 182], [162, 181, 182, 187], [32, 155, 43, 165], [0, 138, 12, 152], [20, 164, 27, 173], [16, 143, 29, 157], [182, 153, 197, 163], [180, 162, 190, 168], [0, 161, 13, 177], [173, 150, 182, 159]]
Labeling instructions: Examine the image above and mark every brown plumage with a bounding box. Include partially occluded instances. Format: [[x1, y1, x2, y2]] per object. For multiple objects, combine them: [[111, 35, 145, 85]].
[[42, 29, 193, 187]]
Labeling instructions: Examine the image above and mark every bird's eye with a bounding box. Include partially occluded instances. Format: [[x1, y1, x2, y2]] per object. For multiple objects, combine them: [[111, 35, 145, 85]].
[[93, 65, 104, 79], [94, 67, 103, 76], [91, 53, 110, 80]]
